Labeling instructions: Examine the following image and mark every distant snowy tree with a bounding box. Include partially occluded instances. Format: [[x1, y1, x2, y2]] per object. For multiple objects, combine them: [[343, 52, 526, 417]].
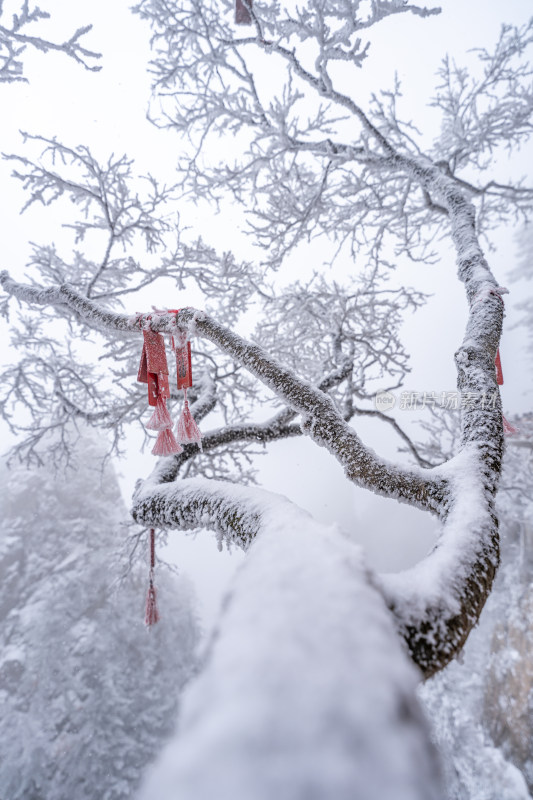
[[419, 412, 533, 799], [0, 424, 198, 800], [1, 3, 533, 798]]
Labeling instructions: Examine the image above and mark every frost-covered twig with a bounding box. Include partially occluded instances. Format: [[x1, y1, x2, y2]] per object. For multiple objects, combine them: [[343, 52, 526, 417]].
[[135, 1, 533, 263], [0, 2, 101, 83], [351, 405, 436, 469]]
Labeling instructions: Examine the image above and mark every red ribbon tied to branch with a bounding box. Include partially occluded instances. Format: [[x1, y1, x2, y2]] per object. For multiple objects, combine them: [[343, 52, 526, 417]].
[[471, 287, 518, 435], [136, 311, 203, 455], [138, 326, 182, 456]]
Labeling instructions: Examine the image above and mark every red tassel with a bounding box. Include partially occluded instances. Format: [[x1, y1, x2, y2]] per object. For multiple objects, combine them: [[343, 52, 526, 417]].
[[495, 350, 504, 385], [152, 428, 183, 456], [176, 390, 202, 447], [145, 528, 160, 627], [503, 415, 519, 436], [146, 395, 173, 431]]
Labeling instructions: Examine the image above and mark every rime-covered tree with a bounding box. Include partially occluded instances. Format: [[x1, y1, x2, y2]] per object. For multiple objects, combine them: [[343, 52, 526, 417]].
[[1, 3, 533, 798], [0, 423, 199, 800]]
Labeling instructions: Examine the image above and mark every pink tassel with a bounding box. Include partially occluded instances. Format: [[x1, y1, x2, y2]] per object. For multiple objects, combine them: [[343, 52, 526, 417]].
[[176, 391, 202, 447], [145, 528, 160, 627], [503, 415, 519, 436], [152, 428, 183, 456], [146, 395, 173, 431], [145, 582, 160, 626]]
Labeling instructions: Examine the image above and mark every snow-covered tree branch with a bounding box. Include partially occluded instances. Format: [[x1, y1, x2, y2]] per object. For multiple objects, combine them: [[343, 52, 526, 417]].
[[2, 0, 530, 673], [1, 3, 532, 796]]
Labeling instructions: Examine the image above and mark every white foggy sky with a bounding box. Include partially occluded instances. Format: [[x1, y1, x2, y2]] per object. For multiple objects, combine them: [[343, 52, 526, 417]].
[[1, 0, 532, 625]]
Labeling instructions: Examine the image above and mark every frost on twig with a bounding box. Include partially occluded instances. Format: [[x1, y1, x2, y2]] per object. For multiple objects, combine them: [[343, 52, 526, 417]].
[[0, 1, 101, 83], [0, 135, 424, 473], [134, 0, 532, 263]]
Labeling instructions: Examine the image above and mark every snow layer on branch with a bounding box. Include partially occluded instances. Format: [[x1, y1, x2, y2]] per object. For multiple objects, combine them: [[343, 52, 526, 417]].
[[138, 495, 443, 800], [380, 444, 496, 623]]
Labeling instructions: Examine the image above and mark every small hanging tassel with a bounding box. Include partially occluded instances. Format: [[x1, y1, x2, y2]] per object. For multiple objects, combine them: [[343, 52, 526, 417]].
[[502, 414, 519, 436], [145, 528, 160, 627], [146, 394, 173, 431], [152, 427, 183, 456], [176, 389, 202, 448], [145, 582, 160, 626], [176, 341, 193, 391], [493, 349, 518, 435]]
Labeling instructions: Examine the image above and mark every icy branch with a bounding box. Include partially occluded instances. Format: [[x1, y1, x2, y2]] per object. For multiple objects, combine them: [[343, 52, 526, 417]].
[[133, 476, 261, 547], [379, 446, 499, 677]]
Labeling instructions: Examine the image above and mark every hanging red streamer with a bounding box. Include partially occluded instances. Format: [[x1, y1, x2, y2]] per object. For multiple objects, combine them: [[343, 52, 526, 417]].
[[176, 388, 203, 447], [136, 313, 202, 453], [138, 329, 170, 406], [471, 288, 518, 436], [494, 349, 504, 386], [137, 323, 182, 456], [174, 339, 202, 447], [176, 340, 193, 390], [145, 528, 160, 627]]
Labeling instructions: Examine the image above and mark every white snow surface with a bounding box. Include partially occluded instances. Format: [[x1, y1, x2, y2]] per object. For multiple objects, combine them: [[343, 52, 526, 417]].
[[379, 444, 495, 621], [138, 491, 443, 800]]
